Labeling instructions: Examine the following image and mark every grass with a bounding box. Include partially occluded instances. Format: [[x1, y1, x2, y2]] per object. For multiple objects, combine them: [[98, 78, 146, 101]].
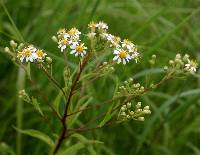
[[0, 0, 200, 154]]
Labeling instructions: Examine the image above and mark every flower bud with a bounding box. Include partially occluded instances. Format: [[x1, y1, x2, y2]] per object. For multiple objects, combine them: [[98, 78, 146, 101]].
[[143, 106, 149, 110], [121, 112, 126, 116], [87, 32, 96, 39], [10, 40, 17, 48], [169, 60, 174, 65], [121, 107, 126, 112], [163, 66, 168, 71], [175, 53, 181, 59], [126, 115, 131, 119], [51, 36, 58, 43], [46, 57, 52, 64], [152, 54, 156, 59], [127, 102, 131, 108], [4, 47, 10, 53], [128, 78, 133, 82], [19, 89, 31, 103], [136, 102, 141, 109], [183, 54, 189, 62], [138, 117, 145, 121], [130, 111, 134, 116]]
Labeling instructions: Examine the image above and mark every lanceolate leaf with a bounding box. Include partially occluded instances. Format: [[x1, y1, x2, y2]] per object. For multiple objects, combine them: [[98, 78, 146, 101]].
[[57, 143, 84, 155], [14, 127, 54, 147]]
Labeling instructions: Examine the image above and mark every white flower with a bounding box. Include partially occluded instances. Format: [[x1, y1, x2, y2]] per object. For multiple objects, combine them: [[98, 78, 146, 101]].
[[58, 39, 73, 52], [35, 49, 47, 61], [17, 45, 47, 63], [88, 21, 97, 31], [122, 39, 135, 51], [104, 33, 121, 47], [97, 21, 108, 30], [70, 43, 87, 57], [113, 48, 132, 64], [87, 32, 96, 39], [185, 60, 198, 73], [67, 28, 81, 40], [131, 51, 140, 63]]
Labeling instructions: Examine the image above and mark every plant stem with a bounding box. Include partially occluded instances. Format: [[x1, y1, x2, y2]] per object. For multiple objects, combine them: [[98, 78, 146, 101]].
[[16, 68, 26, 155], [53, 55, 90, 154]]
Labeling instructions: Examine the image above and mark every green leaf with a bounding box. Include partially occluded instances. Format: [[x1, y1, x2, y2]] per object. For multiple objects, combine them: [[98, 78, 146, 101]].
[[57, 143, 84, 155], [31, 97, 44, 116], [71, 133, 104, 145], [14, 127, 54, 147], [0, 142, 15, 155], [53, 91, 63, 116]]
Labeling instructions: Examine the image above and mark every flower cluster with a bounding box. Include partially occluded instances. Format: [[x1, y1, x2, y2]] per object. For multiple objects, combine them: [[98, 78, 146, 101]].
[[98, 61, 115, 75], [87, 21, 140, 64], [56, 27, 87, 57], [164, 53, 198, 74], [17, 45, 47, 63], [119, 102, 151, 121], [115, 78, 145, 97]]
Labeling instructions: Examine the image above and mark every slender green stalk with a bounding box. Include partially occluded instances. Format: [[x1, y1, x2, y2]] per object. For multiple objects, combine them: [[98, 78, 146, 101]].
[[16, 68, 26, 155]]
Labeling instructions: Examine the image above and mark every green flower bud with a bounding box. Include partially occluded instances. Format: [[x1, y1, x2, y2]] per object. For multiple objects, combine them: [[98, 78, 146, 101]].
[[46, 57, 52, 64], [163, 66, 168, 71], [51, 36, 58, 43], [10, 40, 17, 48], [152, 54, 156, 59], [127, 102, 132, 108], [136, 102, 141, 109], [138, 117, 145, 121], [4, 47, 10, 53], [143, 106, 149, 110]]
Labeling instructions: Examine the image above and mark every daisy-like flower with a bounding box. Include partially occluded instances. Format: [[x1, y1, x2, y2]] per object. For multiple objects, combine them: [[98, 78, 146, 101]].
[[88, 21, 97, 31], [58, 39, 71, 52], [104, 33, 121, 47], [17, 45, 37, 62], [87, 32, 96, 39], [113, 48, 132, 64], [70, 43, 87, 57], [122, 39, 135, 51], [131, 51, 140, 63], [35, 49, 47, 61], [17, 45, 47, 63], [97, 21, 108, 31], [57, 28, 68, 39], [67, 28, 81, 40], [185, 60, 198, 73]]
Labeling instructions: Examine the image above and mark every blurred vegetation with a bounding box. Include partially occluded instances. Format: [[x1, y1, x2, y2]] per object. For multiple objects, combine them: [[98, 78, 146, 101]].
[[0, 0, 200, 154]]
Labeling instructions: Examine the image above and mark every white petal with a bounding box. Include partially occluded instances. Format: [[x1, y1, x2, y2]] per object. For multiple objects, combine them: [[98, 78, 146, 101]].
[[113, 55, 119, 61], [117, 58, 121, 64], [70, 50, 76, 54], [114, 50, 119, 54], [123, 59, 126, 64]]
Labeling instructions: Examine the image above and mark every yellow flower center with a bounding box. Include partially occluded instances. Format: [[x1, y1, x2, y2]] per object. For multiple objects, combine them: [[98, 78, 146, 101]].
[[36, 50, 44, 58], [68, 28, 77, 36], [62, 39, 69, 45], [58, 28, 66, 34], [191, 60, 197, 67], [88, 22, 96, 29], [76, 45, 84, 53], [118, 50, 127, 58], [24, 49, 32, 57]]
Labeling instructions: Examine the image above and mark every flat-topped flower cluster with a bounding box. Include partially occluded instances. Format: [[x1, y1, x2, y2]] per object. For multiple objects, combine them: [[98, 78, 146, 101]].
[[17, 45, 47, 63], [53, 21, 140, 65]]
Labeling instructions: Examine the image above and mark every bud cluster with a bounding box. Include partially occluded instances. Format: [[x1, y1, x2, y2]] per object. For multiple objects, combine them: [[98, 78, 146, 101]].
[[119, 102, 151, 121], [19, 89, 31, 103], [164, 53, 198, 74], [116, 78, 145, 97], [98, 61, 115, 75]]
